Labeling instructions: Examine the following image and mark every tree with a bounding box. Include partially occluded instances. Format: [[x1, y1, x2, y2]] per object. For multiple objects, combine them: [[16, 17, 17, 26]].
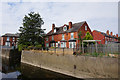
[[83, 31, 93, 40], [83, 31, 93, 47], [18, 12, 45, 51], [76, 31, 83, 47]]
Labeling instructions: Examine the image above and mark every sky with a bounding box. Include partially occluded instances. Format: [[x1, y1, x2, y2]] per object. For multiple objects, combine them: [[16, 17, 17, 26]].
[[0, 0, 119, 36]]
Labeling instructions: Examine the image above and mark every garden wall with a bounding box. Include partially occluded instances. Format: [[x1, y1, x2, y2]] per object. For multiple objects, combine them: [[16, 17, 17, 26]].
[[21, 50, 119, 78]]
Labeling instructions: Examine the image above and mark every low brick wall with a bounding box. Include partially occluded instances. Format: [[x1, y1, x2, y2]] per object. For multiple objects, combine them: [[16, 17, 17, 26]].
[[21, 50, 119, 78]]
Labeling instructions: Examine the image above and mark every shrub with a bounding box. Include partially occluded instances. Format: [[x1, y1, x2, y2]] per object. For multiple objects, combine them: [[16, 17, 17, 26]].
[[34, 45, 42, 50], [51, 47, 55, 49], [27, 45, 34, 50], [18, 44, 27, 51]]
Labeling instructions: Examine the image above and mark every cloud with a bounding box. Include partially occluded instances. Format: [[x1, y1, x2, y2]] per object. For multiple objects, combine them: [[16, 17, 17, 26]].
[[1, 2, 118, 36]]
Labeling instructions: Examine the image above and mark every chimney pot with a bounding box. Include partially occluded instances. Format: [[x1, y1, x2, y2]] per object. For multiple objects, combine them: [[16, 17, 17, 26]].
[[69, 22, 72, 29]]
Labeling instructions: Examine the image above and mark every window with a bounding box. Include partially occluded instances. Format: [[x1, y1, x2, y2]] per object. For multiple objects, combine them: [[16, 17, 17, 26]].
[[52, 35, 54, 40], [61, 42, 63, 48], [62, 34, 64, 40], [17, 38, 19, 41], [51, 43, 55, 47], [7, 37, 9, 41], [69, 42, 72, 48], [73, 42, 76, 48], [63, 26, 67, 31], [105, 41, 107, 44], [56, 43, 58, 47], [54, 29, 56, 33], [69, 42, 76, 48], [85, 26, 87, 31], [46, 43, 49, 47], [5, 42, 10, 46], [64, 42, 66, 48], [61, 42, 66, 48], [13, 37, 15, 41], [71, 33, 74, 39], [46, 37, 48, 41]]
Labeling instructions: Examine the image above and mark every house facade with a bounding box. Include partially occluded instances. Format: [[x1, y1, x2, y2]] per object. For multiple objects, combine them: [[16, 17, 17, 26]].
[[92, 30, 118, 44], [45, 21, 93, 48], [2, 33, 19, 47]]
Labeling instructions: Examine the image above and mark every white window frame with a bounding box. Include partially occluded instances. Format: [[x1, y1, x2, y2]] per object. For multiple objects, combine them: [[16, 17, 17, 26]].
[[71, 33, 74, 39], [85, 26, 87, 31], [5, 42, 10, 47], [52, 35, 54, 40], [54, 29, 56, 33], [46, 43, 49, 47], [69, 42, 76, 48], [56, 43, 58, 47], [7, 37, 9, 41], [13, 37, 15, 41], [61, 42, 66, 48], [62, 34, 64, 40], [46, 37, 48, 41], [63, 26, 67, 31]]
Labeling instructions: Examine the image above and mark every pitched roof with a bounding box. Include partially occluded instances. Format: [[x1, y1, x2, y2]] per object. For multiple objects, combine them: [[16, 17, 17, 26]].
[[47, 21, 86, 36], [2, 33, 19, 37], [94, 30, 118, 39]]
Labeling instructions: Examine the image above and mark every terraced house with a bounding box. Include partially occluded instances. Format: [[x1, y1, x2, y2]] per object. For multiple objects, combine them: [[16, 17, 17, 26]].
[[92, 30, 118, 44], [45, 21, 93, 48], [2, 33, 19, 47]]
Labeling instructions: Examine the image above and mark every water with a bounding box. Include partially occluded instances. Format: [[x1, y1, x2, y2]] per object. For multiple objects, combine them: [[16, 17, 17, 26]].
[[0, 57, 77, 79]]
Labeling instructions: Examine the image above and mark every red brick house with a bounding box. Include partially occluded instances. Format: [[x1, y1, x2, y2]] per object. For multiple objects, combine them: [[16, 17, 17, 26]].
[[45, 21, 93, 48], [92, 30, 118, 44], [2, 33, 19, 47]]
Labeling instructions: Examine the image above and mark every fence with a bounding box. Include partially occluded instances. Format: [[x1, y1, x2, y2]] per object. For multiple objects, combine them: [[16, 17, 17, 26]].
[[42, 43, 120, 57], [47, 48, 74, 55], [83, 43, 120, 54]]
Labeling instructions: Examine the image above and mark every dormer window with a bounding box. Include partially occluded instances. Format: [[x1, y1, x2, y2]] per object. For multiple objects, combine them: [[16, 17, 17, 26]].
[[63, 26, 67, 31]]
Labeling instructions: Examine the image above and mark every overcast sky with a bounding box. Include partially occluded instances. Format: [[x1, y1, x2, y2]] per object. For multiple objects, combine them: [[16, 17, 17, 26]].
[[0, 0, 119, 36]]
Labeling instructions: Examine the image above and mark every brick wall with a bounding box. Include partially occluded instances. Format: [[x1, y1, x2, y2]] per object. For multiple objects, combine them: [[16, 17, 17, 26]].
[[45, 22, 93, 48], [92, 30, 105, 44]]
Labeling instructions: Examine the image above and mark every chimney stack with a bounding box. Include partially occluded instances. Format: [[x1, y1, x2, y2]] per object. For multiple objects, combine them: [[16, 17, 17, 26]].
[[52, 24, 55, 32], [106, 30, 109, 35], [110, 32, 113, 36], [69, 22, 72, 29], [116, 34, 118, 38]]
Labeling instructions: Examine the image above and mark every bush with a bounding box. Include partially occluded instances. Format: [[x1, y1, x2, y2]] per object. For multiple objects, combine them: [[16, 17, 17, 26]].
[[27, 45, 34, 50], [34, 45, 42, 50], [18, 44, 27, 51], [51, 47, 55, 49]]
